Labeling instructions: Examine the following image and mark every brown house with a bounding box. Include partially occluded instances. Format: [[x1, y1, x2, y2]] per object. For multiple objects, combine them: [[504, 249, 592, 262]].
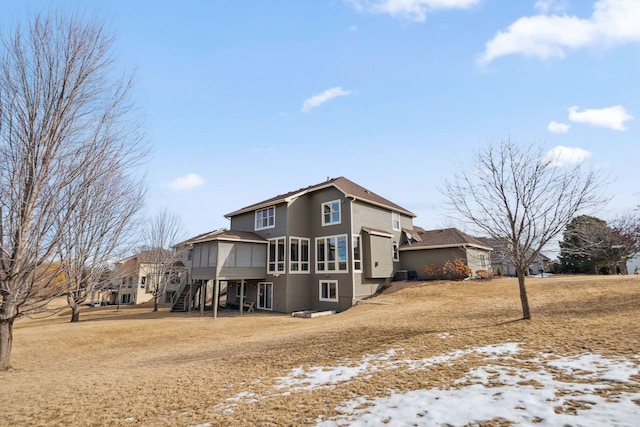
[[174, 177, 416, 315], [399, 227, 492, 280]]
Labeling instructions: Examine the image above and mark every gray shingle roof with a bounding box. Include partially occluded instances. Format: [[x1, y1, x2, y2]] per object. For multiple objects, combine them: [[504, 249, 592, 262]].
[[175, 228, 267, 246], [401, 227, 492, 251], [225, 176, 415, 218]]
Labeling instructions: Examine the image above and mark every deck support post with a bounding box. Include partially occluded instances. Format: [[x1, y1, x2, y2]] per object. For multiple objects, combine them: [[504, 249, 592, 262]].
[[213, 279, 219, 319]]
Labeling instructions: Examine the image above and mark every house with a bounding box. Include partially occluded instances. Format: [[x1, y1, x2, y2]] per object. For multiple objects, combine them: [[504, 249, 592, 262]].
[[475, 237, 550, 276], [399, 227, 492, 280], [170, 228, 268, 314], [107, 249, 185, 305], [174, 176, 416, 315], [627, 253, 640, 275]]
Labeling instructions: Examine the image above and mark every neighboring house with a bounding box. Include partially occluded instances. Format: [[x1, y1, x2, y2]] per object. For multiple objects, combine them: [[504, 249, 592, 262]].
[[399, 227, 492, 280], [627, 254, 640, 275], [475, 237, 550, 276], [176, 176, 416, 314], [108, 249, 185, 305]]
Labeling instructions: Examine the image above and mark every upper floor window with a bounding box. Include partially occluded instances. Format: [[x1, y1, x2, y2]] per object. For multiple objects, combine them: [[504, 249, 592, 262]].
[[322, 200, 341, 226], [268, 237, 285, 273], [290, 237, 310, 273], [392, 212, 400, 231], [255, 206, 275, 230], [316, 235, 348, 272]]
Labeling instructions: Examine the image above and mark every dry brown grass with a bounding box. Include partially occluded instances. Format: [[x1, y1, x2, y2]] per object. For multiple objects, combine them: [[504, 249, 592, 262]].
[[2, 275, 639, 426]]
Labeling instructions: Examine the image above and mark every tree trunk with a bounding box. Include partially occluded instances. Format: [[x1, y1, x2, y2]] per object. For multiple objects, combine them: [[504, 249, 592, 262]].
[[70, 304, 80, 323], [153, 295, 158, 312], [517, 268, 531, 320], [0, 317, 15, 371]]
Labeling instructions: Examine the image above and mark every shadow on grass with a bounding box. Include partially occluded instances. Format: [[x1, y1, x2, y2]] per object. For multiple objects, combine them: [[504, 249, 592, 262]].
[[74, 304, 283, 323]]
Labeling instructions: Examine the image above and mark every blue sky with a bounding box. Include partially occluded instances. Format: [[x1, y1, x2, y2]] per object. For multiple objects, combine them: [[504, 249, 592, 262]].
[[3, 0, 639, 241]]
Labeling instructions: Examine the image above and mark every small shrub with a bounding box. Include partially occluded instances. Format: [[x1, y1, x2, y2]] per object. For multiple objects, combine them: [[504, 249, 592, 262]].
[[475, 269, 493, 281], [444, 258, 472, 281], [419, 262, 446, 280], [496, 267, 504, 277]]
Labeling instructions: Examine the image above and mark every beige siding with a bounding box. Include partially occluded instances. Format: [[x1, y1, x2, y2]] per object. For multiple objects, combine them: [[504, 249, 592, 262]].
[[466, 248, 491, 276]]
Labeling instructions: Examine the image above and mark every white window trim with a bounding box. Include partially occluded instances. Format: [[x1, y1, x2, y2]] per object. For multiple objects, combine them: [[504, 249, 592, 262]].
[[268, 237, 286, 273], [392, 212, 400, 231], [255, 206, 276, 231], [392, 241, 399, 262], [315, 234, 349, 273], [321, 199, 341, 226], [235, 283, 247, 298], [352, 235, 362, 272], [319, 280, 339, 302], [257, 282, 273, 310], [289, 236, 310, 274]]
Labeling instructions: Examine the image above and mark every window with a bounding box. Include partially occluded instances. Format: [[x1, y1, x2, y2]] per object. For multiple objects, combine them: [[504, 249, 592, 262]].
[[255, 206, 275, 230], [268, 237, 286, 273], [128, 277, 133, 288], [187, 249, 193, 261], [322, 200, 341, 225], [319, 280, 338, 302], [353, 235, 361, 271], [235, 284, 248, 298], [140, 276, 146, 289], [480, 254, 487, 269], [121, 294, 131, 304], [290, 237, 310, 273], [316, 235, 348, 272], [392, 241, 399, 261], [392, 212, 400, 231], [164, 291, 175, 304]]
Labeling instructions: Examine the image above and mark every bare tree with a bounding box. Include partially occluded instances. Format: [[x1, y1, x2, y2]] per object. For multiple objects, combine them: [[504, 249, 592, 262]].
[[0, 12, 144, 369], [442, 140, 605, 319], [58, 164, 145, 322], [142, 210, 184, 312]]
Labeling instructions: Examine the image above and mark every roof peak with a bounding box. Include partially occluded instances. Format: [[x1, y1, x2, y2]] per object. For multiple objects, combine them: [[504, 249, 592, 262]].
[[225, 176, 415, 218]]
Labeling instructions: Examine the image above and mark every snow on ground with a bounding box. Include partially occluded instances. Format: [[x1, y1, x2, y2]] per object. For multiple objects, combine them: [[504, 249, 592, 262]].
[[211, 343, 640, 426]]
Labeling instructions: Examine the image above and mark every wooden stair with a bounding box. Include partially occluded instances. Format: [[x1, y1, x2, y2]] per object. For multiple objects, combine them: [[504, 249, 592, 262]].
[[170, 276, 200, 312]]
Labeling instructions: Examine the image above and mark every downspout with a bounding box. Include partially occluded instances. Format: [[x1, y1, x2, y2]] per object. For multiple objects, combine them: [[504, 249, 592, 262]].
[[348, 196, 356, 306]]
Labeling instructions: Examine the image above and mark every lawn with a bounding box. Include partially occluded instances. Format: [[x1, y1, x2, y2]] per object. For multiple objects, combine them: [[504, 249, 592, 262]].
[[2, 275, 639, 426]]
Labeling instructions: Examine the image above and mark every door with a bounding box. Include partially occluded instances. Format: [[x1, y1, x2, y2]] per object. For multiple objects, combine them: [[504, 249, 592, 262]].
[[257, 282, 273, 310]]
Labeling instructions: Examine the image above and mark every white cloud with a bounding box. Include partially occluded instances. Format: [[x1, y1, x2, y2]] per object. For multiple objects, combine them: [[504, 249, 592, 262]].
[[568, 105, 633, 130], [301, 87, 353, 113], [544, 145, 591, 167], [479, 0, 640, 65], [534, 0, 567, 14], [547, 121, 571, 133], [345, 0, 481, 22], [169, 173, 204, 191]]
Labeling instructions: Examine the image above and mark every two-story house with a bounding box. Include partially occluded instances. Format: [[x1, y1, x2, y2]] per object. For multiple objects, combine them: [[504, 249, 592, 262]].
[[108, 248, 186, 306], [174, 177, 416, 315]]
